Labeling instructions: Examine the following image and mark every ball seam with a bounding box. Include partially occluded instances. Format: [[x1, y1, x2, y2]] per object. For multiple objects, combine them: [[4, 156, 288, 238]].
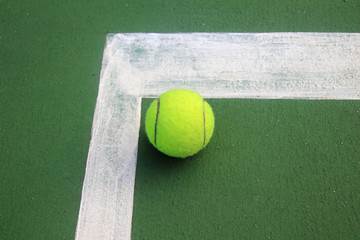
[[203, 100, 206, 147], [154, 98, 160, 146]]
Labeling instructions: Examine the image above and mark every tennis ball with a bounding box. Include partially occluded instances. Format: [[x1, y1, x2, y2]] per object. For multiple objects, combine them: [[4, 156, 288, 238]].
[[145, 89, 215, 158]]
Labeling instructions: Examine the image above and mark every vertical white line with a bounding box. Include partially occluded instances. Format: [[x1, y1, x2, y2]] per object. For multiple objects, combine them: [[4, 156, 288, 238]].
[[75, 35, 142, 240]]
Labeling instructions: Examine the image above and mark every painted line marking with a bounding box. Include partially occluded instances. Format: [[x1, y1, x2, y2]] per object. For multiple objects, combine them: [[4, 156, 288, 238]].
[[75, 33, 360, 240]]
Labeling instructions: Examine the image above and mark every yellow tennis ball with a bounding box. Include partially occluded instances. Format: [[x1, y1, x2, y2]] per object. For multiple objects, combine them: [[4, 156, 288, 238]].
[[145, 89, 215, 158]]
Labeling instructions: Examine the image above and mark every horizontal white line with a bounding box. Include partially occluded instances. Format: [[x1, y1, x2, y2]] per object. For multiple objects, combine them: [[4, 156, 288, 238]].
[[75, 32, 360, 240], [115, 32, 360, 99]]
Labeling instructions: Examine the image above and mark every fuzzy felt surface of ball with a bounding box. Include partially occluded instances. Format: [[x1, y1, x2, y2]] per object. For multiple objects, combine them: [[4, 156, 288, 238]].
[[145, 89, 215, 158]]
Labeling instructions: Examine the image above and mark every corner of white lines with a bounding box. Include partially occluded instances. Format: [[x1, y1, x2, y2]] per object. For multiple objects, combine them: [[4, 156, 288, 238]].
[[75, 32, 360, 240]]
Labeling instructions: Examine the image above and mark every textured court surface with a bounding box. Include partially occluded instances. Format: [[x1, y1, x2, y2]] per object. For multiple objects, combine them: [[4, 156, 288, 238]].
[[132, 99, 360, 240]]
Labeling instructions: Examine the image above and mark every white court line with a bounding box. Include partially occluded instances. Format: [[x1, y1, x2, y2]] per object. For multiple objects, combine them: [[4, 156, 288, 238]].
[[75, 33, 360, 240]]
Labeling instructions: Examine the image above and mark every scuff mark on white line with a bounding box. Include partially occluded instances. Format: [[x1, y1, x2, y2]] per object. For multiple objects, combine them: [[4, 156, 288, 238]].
[[75, 33, 360, 240]]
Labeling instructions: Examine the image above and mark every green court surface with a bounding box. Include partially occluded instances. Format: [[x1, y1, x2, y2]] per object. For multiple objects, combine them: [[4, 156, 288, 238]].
[[133, 99, 360, 239], [1, 0, 360, 240]]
